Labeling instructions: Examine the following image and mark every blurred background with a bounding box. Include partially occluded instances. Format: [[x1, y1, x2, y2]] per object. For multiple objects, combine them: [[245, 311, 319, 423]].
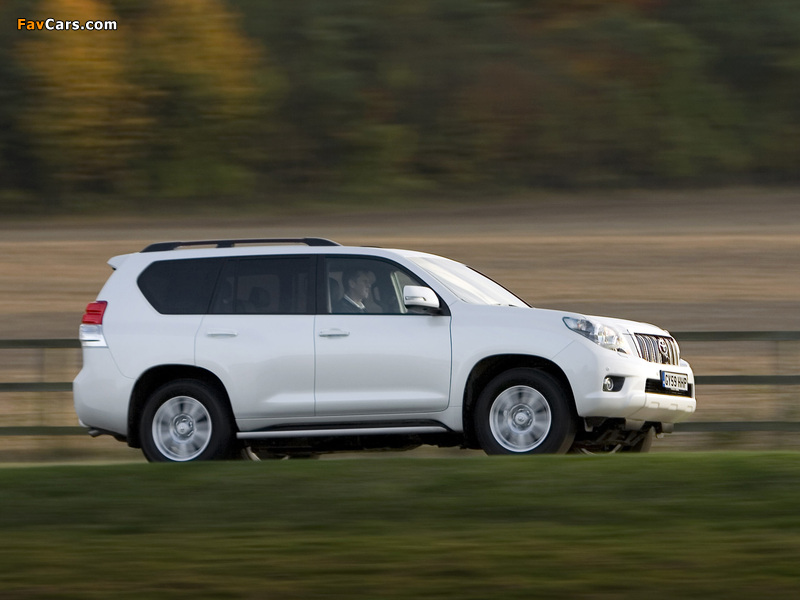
[[3, 0, 800, 212], [1, 0, 799, 458]]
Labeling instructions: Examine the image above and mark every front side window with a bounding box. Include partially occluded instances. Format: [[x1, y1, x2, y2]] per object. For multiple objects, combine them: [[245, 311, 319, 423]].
[[326, 257, 427, 315], [210, 256, 313, 315]]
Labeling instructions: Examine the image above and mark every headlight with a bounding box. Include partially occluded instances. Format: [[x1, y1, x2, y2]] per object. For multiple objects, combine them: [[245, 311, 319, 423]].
[[563, 316, 631, 354]]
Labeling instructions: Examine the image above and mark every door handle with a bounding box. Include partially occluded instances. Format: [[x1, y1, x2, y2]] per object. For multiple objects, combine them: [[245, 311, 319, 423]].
[[206, 329, 238, 338], [318, 329, 350, 338]]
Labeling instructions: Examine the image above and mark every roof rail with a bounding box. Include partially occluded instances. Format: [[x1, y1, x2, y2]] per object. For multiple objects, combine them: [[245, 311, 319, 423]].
[[141, 237, 341, 253]]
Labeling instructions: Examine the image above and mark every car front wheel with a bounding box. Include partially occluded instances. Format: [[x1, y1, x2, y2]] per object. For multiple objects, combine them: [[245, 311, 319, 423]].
[[140, 379, 235, 462], [475, 368, 576, 455]]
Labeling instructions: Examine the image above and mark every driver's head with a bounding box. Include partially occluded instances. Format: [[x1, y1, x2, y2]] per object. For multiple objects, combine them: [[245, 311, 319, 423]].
[[343, 269, 372, 302]]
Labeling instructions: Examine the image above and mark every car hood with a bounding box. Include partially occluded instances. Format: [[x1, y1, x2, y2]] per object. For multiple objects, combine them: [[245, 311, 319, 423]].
[[453, 303, 672, 338], [583, 314, 672, 338]]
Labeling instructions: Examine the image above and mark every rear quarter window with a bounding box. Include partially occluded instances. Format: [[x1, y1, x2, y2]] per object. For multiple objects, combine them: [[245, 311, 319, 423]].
[[137, 258, 223, 314]]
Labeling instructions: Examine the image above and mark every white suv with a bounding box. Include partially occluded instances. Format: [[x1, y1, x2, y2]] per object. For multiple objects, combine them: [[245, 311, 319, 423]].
[[73, 237, 696, 461]]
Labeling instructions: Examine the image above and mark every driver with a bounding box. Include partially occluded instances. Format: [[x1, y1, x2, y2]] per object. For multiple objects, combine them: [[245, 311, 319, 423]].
[[336, 268, 373, 313]]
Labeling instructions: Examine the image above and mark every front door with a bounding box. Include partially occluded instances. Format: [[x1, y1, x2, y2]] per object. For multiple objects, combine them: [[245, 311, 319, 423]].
[[314, 257, 452, 417]]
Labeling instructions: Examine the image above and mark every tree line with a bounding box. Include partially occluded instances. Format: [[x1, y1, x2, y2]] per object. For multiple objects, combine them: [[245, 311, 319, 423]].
[[2, 0, 799, 214]]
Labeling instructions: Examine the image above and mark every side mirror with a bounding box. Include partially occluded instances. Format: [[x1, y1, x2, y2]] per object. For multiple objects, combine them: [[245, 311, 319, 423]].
[[403, 285, 440, 310]]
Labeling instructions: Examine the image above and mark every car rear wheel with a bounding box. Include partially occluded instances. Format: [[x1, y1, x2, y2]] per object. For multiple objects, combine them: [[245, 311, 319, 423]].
[[140, 379, 235, 462], [475, 368, 576, 455]]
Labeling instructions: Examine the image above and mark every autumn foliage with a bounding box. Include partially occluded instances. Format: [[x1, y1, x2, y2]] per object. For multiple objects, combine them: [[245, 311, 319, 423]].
[[1, 0, 799, 212]]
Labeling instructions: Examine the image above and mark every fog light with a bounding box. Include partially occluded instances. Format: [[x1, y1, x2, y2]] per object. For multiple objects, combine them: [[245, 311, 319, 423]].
[[603, 377, 615, 392]]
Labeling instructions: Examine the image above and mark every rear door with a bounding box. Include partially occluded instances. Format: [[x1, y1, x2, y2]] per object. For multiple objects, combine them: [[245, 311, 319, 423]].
[[195, 256, 316, 424]]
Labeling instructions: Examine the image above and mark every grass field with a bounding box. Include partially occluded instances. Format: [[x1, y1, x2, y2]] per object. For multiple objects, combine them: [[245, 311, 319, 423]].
[[2, 453, 800, 599]]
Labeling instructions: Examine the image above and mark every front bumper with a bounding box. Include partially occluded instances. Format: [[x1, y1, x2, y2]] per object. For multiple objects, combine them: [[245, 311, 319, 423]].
[[555, 340, 696, 424], [579, 379, 696, 423]]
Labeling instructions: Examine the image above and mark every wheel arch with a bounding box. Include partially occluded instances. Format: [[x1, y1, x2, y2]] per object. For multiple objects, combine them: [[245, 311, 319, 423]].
[[461, 354, 576, 449], [127, 365, 233, 449]]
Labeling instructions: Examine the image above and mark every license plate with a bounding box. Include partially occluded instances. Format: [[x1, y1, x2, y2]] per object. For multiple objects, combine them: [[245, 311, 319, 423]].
[[661, 371, 689, 392]]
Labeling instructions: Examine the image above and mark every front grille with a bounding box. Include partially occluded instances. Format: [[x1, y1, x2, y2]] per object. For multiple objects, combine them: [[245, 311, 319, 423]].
[[634, 334, 680, 366], [645, 378, 693, 398]]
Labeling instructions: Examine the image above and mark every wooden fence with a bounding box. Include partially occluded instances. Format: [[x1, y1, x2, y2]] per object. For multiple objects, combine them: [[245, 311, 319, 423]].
[[1, 333, 799, 437]]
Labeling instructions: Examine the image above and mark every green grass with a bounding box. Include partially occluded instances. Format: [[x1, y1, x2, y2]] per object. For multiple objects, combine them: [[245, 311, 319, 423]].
[[2, 453, 800, 599]]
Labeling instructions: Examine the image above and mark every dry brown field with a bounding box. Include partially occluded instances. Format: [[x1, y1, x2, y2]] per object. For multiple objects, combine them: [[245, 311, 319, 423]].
[[1, 188, 799, 459]]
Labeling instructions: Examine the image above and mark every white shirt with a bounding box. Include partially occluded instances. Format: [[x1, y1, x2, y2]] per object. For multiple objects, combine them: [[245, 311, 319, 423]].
[[343, 295, 366, 311]]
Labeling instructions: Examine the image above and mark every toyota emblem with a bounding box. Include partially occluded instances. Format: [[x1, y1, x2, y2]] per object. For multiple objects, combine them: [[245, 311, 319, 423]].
[[658, 338, 669, 357]]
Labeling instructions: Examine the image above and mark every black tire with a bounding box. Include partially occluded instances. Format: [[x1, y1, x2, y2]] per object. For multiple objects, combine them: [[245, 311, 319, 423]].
[[631, 427, 655, 452], [570, 427, 655, 455], [140, 379, 236, 462], [569, 427, 656, 456], [475, 368, 576, 455]]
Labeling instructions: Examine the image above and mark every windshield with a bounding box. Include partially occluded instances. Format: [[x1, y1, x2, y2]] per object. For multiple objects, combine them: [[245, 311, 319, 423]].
[[411, 256, 529, 307]]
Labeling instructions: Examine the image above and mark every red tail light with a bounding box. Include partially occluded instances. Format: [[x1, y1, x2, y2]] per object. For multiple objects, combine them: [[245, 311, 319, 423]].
[[82, 301, 108, 325]]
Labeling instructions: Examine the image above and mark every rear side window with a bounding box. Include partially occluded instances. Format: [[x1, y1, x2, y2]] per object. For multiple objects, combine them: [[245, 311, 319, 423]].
[[137, 258, 223, 314], [210, 256, 313, 315]]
